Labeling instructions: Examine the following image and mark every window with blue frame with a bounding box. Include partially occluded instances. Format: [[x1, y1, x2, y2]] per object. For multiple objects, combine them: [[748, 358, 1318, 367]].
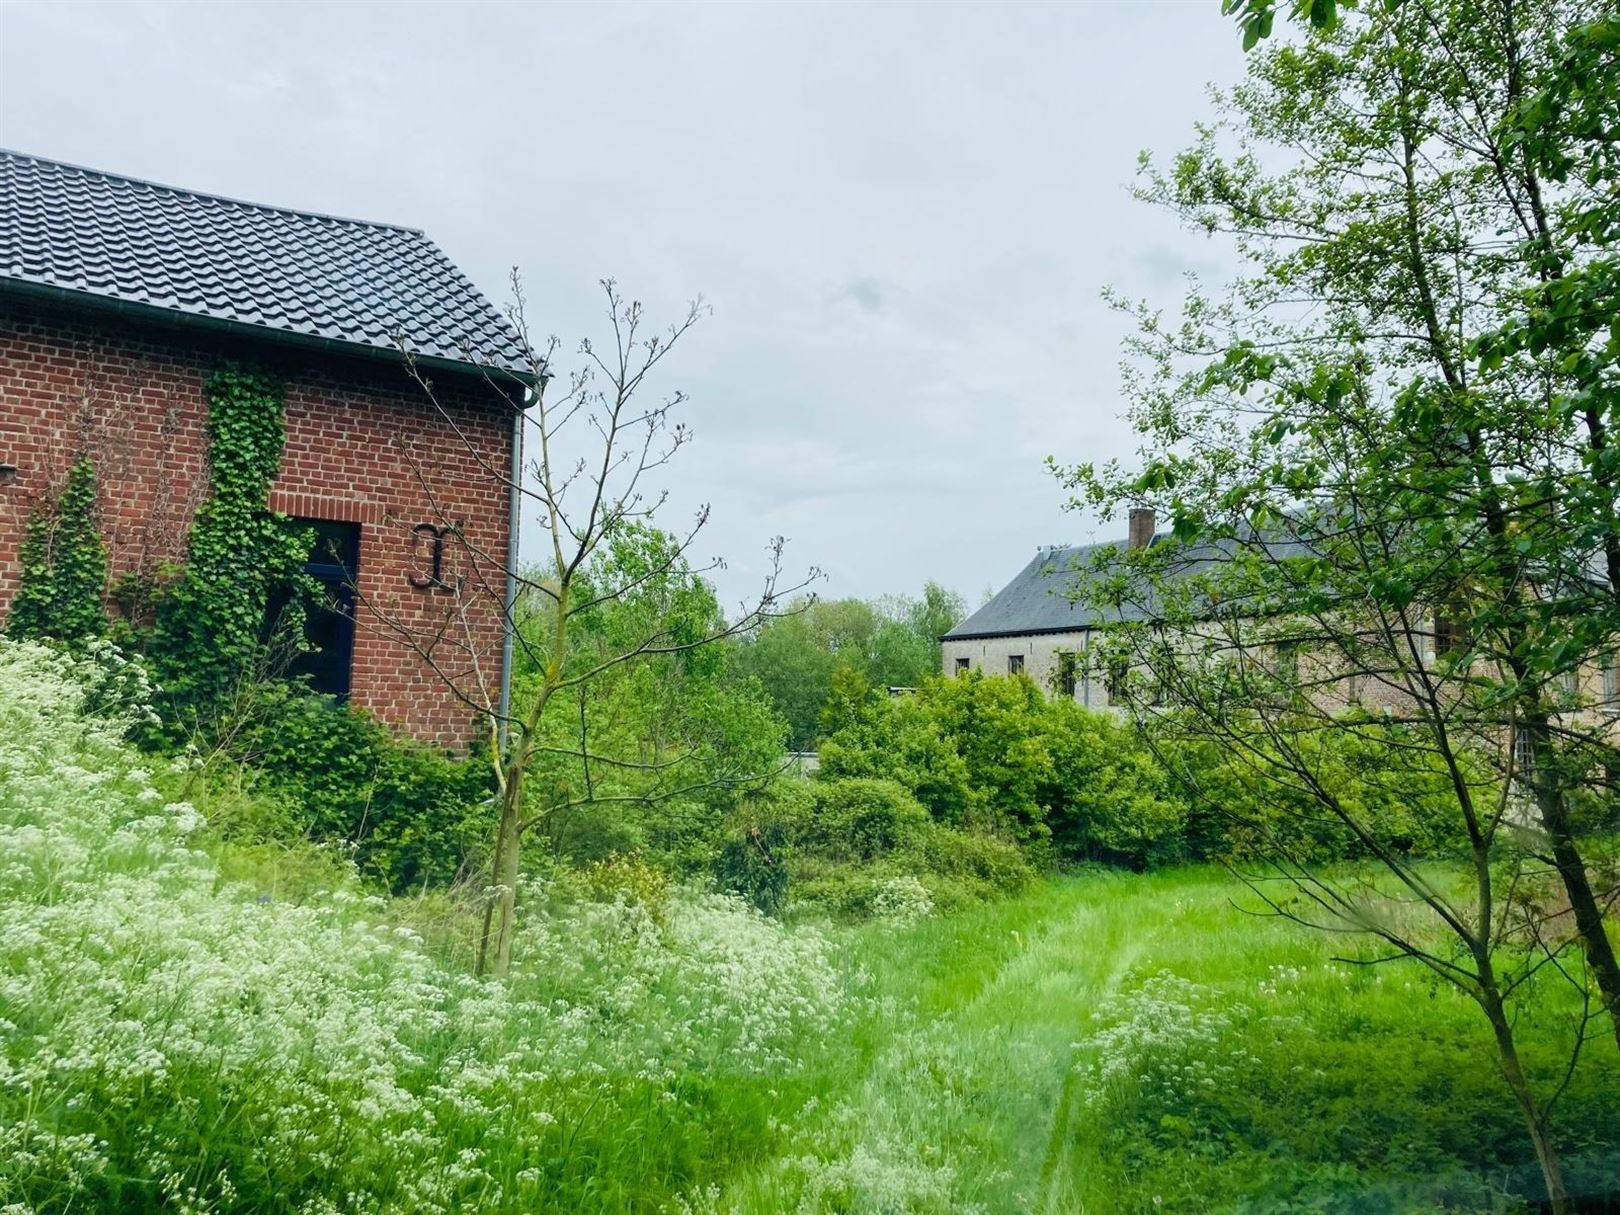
[[265, 519, 360, 699]]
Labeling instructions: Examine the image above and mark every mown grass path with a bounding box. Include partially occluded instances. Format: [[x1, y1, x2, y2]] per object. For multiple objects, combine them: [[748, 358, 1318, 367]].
[[718, 869, 1243, 1214], [712, 865, 1620, 1214]]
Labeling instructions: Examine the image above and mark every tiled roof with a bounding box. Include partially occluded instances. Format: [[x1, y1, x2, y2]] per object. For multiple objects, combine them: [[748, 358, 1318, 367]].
[[0, 149, 530, 375]]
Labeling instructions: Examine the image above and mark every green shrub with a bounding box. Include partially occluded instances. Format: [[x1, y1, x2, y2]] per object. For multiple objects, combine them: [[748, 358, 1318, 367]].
[[1041, 699, 1191, 868], [715, 776, 1032, 920], [820, 674, 1198, 868], [801, 777, 932, 859], [233, 688, 494, 892], [1160, 716, 1477, 865], [713, 818, 791, 915]]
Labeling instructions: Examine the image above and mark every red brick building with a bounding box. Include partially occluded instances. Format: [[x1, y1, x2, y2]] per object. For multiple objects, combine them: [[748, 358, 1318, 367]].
[[0, 150, 530, 748]]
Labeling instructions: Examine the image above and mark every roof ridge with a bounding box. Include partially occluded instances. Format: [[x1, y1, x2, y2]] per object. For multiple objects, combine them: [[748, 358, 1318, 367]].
[[0, 147, 426, 236]]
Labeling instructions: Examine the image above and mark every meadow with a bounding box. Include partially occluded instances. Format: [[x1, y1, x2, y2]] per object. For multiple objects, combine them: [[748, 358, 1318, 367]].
[[3, 639, 1618, 1214]]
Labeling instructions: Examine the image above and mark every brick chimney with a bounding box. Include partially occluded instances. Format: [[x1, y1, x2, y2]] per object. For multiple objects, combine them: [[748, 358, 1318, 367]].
[[1128, 507, 1156, 550]]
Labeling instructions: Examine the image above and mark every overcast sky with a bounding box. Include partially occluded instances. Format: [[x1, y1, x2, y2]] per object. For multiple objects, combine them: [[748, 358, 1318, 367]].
[[0, 0, 1247, 611]]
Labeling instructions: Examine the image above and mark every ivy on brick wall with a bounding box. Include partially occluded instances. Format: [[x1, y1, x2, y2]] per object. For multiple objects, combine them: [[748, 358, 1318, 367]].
[[150, 364, 312, 714], [5, 455, 109, 645]]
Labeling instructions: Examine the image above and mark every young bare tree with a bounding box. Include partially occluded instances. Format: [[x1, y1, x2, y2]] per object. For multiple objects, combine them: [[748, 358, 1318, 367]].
[[358, 280, 813, 976]]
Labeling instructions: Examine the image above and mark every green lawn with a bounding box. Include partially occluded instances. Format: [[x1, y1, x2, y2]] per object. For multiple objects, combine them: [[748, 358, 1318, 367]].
[[703, 868, 1620, 1214]]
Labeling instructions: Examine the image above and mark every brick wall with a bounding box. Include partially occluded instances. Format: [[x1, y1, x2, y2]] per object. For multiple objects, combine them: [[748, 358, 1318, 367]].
[[0, 298, 517, 750]]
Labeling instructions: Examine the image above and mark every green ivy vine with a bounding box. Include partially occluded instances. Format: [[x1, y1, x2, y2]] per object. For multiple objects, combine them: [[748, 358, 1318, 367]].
[[151, 364, 312, 715], [5, 455, 109, 645]]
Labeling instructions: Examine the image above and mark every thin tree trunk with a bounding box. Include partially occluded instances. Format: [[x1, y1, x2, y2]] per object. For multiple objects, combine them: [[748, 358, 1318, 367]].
[[476, 763, 525, 978], [1528, 719, 1620, 1052], [1481, 983, 1570, 1214]]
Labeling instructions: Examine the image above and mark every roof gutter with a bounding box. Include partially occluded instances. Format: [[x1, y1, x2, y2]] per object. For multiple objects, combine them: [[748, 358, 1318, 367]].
[[941, 624, 1102, 643], [0, 278, 538, 387]]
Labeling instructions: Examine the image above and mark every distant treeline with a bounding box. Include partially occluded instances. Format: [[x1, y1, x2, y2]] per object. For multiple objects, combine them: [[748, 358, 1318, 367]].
[[726, 582, 966, 750]]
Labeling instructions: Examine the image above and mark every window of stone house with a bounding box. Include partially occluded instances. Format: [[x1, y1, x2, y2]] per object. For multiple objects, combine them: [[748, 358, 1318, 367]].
[[265, 519, 360, 700], [1345, 669, 1363, 705], [1434, 614, 1467, 657], [1512, 725, 1536, 786], [1148, 641, 1175, 707], [1606, 655, 1619, 703], [1008, 654, 1025, 675], [1274, 641, 1301, 685], [1056, 651, 1078, 698], [1104, 654, 1129, 702], [955, 656, 971, 676]]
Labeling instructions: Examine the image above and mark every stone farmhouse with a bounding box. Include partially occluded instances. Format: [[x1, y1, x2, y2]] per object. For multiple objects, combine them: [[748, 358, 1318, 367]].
[[0, 150, 530, 748], [941, 508, 1163, 709], [943, 508, 1620, 737]]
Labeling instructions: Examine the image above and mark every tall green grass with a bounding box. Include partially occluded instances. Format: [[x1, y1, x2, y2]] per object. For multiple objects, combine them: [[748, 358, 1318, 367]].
[[3, 638, 1616, 1214], [0, 641, 857, 1214]]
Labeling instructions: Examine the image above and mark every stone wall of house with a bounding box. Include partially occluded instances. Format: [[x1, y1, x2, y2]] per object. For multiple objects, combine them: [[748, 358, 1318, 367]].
[[940, 628, 1120, 709], [945, 623, 1619, 746], [0, 298, 516, 750]]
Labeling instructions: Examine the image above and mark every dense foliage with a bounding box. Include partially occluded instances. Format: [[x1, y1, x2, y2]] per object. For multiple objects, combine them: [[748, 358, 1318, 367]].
[[230, 688, 496, 893], [0, 638, 854, 1214], [5, 455, 108, 645], [508, 524, 788, 872], [715, 776, 1033, 919], [149, 364, 312, 723], [815, 670, 1475, 871], [727, 583, 966, 750]]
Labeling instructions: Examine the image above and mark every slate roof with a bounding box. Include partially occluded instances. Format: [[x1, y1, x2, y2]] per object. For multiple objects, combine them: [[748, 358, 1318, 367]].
[[944, 542, 1124, 640], [0, 149, 530, 376], [943, 529, 1314, 640]]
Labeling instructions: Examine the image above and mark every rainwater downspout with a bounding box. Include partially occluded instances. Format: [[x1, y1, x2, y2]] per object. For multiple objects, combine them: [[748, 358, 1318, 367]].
[[497, 396, 525, 751]]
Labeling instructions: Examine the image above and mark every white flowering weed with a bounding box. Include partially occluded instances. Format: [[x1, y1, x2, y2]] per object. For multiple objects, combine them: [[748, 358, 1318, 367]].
[[870, 876, 934, 924], [0, 640, 855, 1213], [1077, 970, 1258, 1113]]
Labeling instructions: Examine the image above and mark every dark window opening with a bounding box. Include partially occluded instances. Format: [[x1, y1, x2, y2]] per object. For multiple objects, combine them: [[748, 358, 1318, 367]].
[[1274, 641, 1301, 685], [955, 656, 971, 676], [265, 519, 360, 700], [1435, 615, 1467, 657], [1057, 652, 1078, 698], [1008, 654, 1025, 675], [1104, 655, 1129, 701], [1149, 642, 1174, 707]]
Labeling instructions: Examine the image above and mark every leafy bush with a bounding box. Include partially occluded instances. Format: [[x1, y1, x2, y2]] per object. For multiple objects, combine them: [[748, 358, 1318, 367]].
[[821, 671, 1487, 870], [1159, 715, 1477, 864], [1041, 699, 1190, 868], [821, 673, 1194, 866], [1078, 962, 1620, 1213], [233, 687, 494, 892], [716, 777, 1033, 920], [0, 637, 857, 1213]]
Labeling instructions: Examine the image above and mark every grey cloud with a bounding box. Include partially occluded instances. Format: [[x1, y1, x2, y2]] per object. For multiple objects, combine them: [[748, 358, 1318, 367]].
[[0, 0, 1249, 606]]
